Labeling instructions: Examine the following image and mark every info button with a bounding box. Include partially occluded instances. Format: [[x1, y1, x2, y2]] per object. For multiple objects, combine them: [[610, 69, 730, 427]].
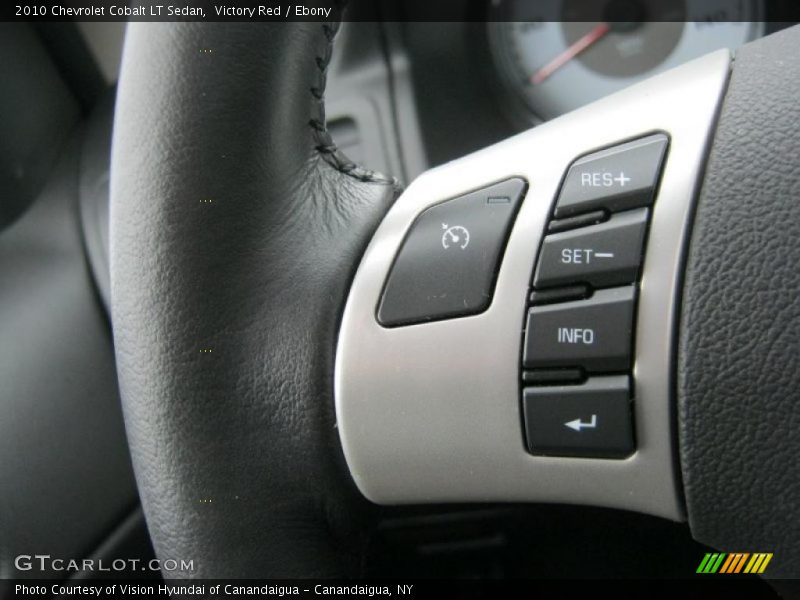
[[523, 287, 635, 372]]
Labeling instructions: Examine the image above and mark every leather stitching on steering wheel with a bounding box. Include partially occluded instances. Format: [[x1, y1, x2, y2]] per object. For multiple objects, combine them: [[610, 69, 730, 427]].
[[308, 16, 401, 189]]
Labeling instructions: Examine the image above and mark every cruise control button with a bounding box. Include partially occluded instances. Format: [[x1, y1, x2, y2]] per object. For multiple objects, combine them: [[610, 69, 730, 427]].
[[523, 287, 635, 372], [534, 208, 649, 289], [554, 134, 668, 218], [523, 375, 634, 458], [378, 179, 526, 326]]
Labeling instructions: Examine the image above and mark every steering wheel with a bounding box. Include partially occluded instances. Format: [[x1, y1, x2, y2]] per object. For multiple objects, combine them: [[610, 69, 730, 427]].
[[111, 22, 800, 577]]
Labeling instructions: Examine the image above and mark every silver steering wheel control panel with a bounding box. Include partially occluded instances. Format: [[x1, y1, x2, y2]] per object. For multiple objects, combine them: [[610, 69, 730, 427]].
[[336, 51, 731, 521]]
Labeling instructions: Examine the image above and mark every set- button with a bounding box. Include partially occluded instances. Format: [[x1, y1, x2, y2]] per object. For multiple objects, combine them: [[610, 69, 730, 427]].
[[534, 208, 649, 290]]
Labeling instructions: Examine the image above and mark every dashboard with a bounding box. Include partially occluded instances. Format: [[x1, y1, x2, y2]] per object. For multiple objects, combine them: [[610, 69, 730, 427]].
[[399, 1, 793, 171], [490, 18, 761, 121]]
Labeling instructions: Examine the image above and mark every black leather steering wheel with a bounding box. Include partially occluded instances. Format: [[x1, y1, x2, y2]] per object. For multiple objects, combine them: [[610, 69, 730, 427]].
[[110, 21, 800, 578]]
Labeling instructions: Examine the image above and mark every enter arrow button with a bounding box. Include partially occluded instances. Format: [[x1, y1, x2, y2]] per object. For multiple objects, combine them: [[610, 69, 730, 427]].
[[564, 414, 598, 432], [523, 375, 633, 458]]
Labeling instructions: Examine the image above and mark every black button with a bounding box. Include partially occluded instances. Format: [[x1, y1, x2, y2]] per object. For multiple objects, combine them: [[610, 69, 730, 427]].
[[522, 368, 584, 385], [547, 209, 607, 234], [534, 208, 649, 289], [529, 285, 589, 306], [554, 134, 668, 218], [377, 179, 526, 326], [523, 375, 634, 458], [523, 287, 635, 372]]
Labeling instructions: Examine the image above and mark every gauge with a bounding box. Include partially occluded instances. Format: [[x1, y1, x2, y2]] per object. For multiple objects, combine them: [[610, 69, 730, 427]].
[[489, 0, 764, 121], [441, 225, 470, 250]]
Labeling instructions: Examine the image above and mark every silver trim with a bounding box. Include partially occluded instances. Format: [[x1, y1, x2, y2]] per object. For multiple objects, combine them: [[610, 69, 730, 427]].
[[335, 50, 730, 521]]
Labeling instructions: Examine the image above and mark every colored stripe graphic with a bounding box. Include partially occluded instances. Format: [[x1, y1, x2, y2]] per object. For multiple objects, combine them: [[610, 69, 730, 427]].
[[723, 553, 749, 573], [719, 553, 736, 573], [735, 553, 751, 573], [697, 553, 727, 573], [745, 554, 762, 574], [698, 552, 773, 574], [696, 553, 712, 573], [757, 554, 773, 574]]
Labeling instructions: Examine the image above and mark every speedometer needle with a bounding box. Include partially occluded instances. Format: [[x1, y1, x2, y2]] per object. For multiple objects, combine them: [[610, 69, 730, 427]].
[[530, 22, 611, 85]]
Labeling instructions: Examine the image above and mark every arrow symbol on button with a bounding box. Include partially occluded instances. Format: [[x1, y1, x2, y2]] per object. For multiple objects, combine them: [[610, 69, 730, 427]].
[[564, 414, 597, 432]]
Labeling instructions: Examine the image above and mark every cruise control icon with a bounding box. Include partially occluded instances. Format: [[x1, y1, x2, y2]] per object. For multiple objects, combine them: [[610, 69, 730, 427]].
[[441, 224, 470, 250]]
